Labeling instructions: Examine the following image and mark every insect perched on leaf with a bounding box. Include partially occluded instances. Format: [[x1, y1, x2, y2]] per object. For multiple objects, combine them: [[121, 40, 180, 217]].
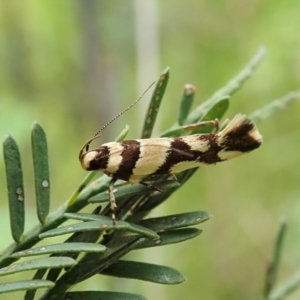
[[79, 82, 263, 223]]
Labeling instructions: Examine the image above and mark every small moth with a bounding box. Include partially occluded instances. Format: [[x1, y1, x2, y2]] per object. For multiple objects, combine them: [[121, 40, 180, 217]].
[[79, 82, 263, 222]]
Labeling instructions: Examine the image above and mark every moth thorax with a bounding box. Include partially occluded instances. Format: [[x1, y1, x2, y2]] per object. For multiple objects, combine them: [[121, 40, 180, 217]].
[[80, 151, 99, 170]]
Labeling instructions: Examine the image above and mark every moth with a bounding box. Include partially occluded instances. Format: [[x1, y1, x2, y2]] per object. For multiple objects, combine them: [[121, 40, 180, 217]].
[[79, 82, 263, 222]]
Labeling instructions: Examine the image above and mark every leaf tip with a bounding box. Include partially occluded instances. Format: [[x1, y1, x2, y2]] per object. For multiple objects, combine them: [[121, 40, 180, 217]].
[[184, 84, 196, 95], [31, 121, 44, 131], [3, 134, 13, 144]]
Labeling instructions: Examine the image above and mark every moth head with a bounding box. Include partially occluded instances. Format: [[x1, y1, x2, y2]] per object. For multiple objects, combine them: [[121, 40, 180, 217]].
[[79, 135, 102, 171]]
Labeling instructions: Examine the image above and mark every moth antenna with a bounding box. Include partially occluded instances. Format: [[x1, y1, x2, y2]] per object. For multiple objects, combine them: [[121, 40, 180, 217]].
[[79, 81, 156, 160], [91, 81, 155, 139]]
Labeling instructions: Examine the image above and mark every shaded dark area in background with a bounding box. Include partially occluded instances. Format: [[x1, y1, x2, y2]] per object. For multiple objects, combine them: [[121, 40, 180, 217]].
[[0, 1, 300, 299]]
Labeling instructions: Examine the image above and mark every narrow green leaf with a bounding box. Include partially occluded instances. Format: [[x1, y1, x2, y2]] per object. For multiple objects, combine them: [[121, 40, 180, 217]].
[[24, 269, 48, 300], [67, 173, 111, 208], [59, 291, 148, 300], [36, 242, 107, 285], [60, 207, 104, 245], [191, 97, 229, 134], [269, 271, 300, 300], [249, 90, 300, 123], [39, 219, 159, 239], [88, 180, 179, 203], [136, 228, 202, 249], [125, 182, 188, 223], [31, 122, 50, 223], [3, 135, 25, 242], [0, 257, 76, 276], [0, 279, 54, 294], [11, 243, 107, 258], [141, 67, 169, 138], [64, 212, 108, 222], [186, 47, 266, 125], [115, 124, 130, 142], [178, 84, 195, 125], [139, 211, 211, 232], [161, 97, 229, 137], [263, 219, 287, 297], [67, 171, 98, 207], [40, 233, 148, 297], [102, 260, 186, 284]]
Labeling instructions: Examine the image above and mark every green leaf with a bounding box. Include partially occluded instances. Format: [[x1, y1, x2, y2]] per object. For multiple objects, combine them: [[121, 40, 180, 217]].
[[161, 97, 229, 137], [263, 219, 287, 297], [67, 173, 111, 208], [115, 124, 130, 142], [24, 269, 48, 300], [67, 171, 98, 207], [0, 257, 76, 276], [11, 242, 107, 258], [124, 186, 184, 223], [59, 291, 148, 300], [136, 228, 202, 249], [88, 180, 179, 203], [39, 218, 159, 239], [139, 211, 211, 232], [185, 47, 266, 125], [178, 84, 195, 125], [41, 233, 148, 297], [31, 122, 50, 224], [3, 135, 25, 242], [0, 279, 54, 294], [141, 67, 169, 138], [102, 260, 186, 284], [191, 96, 229, 134], [249, 90, 300, 123], [269, 271, 300, 300], [64, 212, 110, 222]]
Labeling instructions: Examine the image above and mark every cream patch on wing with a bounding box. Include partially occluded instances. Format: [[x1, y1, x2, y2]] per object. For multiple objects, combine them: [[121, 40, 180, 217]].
[[128, 174, 145, 183], [103, 142, 124, 174], [170, 160, 204, 174], [133, 138, 171, 176], [218, 149, 242, 161], [181, 135, 210, 152]]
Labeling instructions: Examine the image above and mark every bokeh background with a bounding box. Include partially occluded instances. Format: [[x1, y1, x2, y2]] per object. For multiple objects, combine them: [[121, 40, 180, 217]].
[[1, 1, 300, 299]]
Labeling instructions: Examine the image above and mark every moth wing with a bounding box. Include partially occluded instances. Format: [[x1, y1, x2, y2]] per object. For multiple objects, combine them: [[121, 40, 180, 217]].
[[126, 138, 170, 177], [131, 138, 195, 177], [105, 138, 198, 181]]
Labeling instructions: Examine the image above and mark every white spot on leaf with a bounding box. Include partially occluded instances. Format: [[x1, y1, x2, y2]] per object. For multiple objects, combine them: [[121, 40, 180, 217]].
[[16, 188, 24, 201], [42, 180, 49, 188]]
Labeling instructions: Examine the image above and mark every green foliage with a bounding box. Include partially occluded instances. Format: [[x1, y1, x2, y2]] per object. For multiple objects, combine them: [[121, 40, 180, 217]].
[[1, 48, 300, 300]]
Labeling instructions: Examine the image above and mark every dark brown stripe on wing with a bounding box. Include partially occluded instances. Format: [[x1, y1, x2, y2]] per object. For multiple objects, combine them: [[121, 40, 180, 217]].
[[87, 146, 110, 171], [154, 138, 196, 174], [221, 122, 261, 152], [113, 140, 141, 181], [197, 134, 223, 164], [155, 135, 225, 174]]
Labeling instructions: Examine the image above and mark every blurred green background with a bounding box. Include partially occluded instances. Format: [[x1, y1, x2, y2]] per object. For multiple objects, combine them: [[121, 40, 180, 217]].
[[1, 1, 300, 299]]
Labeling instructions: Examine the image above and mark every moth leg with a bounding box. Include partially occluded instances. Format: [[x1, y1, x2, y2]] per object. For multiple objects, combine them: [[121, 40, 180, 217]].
[[139, 181, 163, 193], [182, 119, 219, 133], [170, 174, 179, 182], [108, 178, 118, 224]]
